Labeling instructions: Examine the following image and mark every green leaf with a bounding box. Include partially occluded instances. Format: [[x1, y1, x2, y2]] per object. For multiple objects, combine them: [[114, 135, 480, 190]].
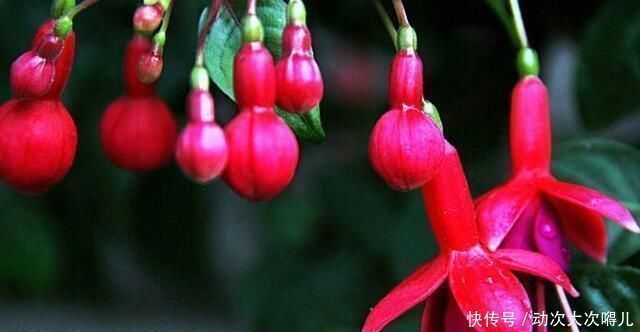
[[571, 264, 640, 330], [577, 0, 640, 129], [553, 138, 640, 264], [204, 0, 325, 143]]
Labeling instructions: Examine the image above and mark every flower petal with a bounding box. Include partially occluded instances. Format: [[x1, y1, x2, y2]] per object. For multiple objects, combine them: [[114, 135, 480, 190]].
[[449, 246, 532, 332], [476, 181, 537, 251], [493, 249, 579, 297], [540, 179, 639, 233], [362, 255, 448, 332], [547, 197, 607, 264], [421, 287, 446, 332], [532, 201, 571, 270]]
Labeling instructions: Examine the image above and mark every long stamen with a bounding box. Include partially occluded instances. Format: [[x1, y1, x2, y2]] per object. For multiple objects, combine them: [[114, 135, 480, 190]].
[[555, 285, 580, 332]]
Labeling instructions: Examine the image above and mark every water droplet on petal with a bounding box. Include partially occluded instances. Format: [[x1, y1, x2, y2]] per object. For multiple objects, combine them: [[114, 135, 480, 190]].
[[538, 220, 558, 239]]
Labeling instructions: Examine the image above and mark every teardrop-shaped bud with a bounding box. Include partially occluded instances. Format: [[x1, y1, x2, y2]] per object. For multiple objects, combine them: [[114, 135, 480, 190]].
[[0, 99, 77, 194], [10, 51, 56, 99], [32, 20, 76, 99], [133, 4, 164, 35], [100, 96, 177, 172], [223, 106, 299, 201], [176, 122, 228, 184], [369, 107, 445, 191], [124, 35, 156, 97], [136, 50, 163, 84], [233, 42, 276, 108], [275, 25, 323, 114]]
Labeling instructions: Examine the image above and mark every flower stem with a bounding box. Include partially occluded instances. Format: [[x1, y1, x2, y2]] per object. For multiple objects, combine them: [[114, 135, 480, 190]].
[[555, 285, 580, 332], [68, 0, 103, 19], [195, 0, 224, 67], [372, 0, 397, 49], [391, 0, 409, 27], [508, 0, 529, 48], [152, 0, 173, 52], [247, 0, 257, 15]]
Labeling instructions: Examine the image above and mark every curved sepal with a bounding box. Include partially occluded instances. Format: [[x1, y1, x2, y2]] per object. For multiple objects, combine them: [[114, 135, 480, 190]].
[[449, 246, 532, 332], [476, 181, 537, 250], [493, 249, 579, 297], [540, 179, 639, 233], [362, 255, 448, 332]]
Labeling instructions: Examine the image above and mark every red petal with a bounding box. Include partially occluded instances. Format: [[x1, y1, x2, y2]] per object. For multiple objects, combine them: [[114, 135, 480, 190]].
[[476, 181, 537, 250], [540, 179, 639, 233], [548, 198, 607, 263], [421, 287, 446, 332], [449, 246, 532, 332], [362, 255, 448, 332], [493, 249, 579, 297]]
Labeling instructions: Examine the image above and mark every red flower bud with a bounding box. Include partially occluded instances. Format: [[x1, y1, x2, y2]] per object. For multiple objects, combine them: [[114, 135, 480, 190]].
[[0, 99, 77, 194], [176, 90, 228, 183], [223, 107, 299, 201], [32, 20, 76, 99], [35, 34, 64, 61], [136, 50, 163, 84], [389, 49, 423, 109], [10, 51, 56, 99], [233, 43, 276, 107], [133, 4, 164, 34], [369, 107, 444, 191], [275, 25, 323, 114], [100, 96, 177, 172], [124, 35, 156, 97]]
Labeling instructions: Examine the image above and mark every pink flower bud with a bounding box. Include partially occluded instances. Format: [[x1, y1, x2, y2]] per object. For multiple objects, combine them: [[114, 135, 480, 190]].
[[136, 51, 163, 84], [133, 4, 164, 34], [176, 122, 228, 184], [10, 51, 56, 99], [223, 106, 299, 201], [369, 107, 445, 191], [233, 43, 276, 108]]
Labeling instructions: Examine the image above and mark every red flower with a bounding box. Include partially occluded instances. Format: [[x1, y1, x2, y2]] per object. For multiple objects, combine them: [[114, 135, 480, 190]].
[[275, 25, 323, 114], [0, 21, 77, 194], [100, 35, 177, 172], [368, 40, 444, 191], [362, 142, 578, 332], [176, 89, 228, 183], [476, 76, 640, 263]]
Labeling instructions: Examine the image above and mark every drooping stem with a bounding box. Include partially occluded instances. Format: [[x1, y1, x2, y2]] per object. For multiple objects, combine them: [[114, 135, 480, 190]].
[[508, 0, 529, 48], [195, 0, 224, 66], [555, 285, 580, 332], [372, 0, 397, 49], [391, 0, 409, 27], [67, 0, 102, 18], [152, 0, 173, 53], [247, 0, 257, 15]]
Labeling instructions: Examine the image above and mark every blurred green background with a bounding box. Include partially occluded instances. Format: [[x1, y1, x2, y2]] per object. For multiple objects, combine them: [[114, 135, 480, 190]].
[[0, 0, 639, 331]]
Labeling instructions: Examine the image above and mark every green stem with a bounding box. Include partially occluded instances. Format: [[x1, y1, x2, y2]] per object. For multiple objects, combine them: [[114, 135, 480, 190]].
[[508, 0, 528, 48], [485, 0, 519, 46], [372, 0, 397, 49], [153, 0, 173, 51], [195, 0, 223, 67], [67, 0, 102, 18]]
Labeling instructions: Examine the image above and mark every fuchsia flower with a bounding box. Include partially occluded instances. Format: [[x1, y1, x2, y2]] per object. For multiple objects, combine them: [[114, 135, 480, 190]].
[[362, 142, 578, 332], [476, 76, 640, 264]]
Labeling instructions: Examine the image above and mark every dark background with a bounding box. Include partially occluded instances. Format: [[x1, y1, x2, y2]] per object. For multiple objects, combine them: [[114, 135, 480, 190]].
[[0, 0, 638, 330]]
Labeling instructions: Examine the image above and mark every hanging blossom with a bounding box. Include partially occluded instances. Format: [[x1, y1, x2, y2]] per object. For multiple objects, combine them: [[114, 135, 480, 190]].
[[476, 76, 639, 264], [362, 141, 578, 332]]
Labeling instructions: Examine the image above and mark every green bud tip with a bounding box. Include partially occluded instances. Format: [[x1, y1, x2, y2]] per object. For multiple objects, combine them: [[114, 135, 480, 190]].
[[51, 0, 75, 19], [423, 100, 443, 131], [190, 66, 210, 91], [241, 14, 264, 43], [54, 17, 73, 38], [517, 47, 540, 77], [153, 31, 166, 47], [287, 0, 307, 25], [396, 26, 417, 51]]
